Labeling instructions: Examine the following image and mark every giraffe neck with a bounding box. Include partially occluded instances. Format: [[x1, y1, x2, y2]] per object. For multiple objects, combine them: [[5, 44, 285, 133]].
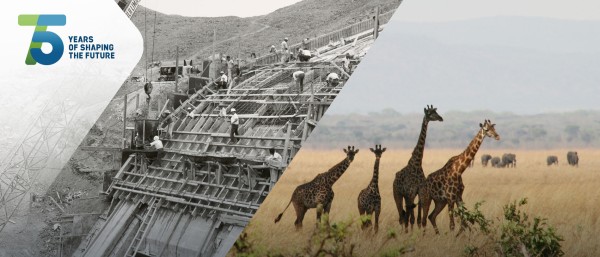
[[409, 117, 429, 167], [455, 128, 485, 175], [323, 157, 352, 187], [369, 156, 380, 189]]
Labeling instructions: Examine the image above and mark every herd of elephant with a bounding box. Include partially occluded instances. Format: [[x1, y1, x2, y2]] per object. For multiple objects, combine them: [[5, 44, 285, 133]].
[[480, 151, 579, 168], [546, 151, 579, 166], [480, 153, 516, 168]]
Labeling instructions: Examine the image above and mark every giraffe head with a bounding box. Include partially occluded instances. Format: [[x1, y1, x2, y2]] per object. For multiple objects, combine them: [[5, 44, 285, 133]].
[[479, 119, 500, 140], [369, 144, 386, 158], [343, 145, 360, 161], [424, 105, 444, 122]]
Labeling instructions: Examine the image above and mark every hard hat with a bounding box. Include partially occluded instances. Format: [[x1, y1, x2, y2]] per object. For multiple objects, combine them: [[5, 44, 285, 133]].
[[284, 37, 288, 41], [153, 136, 159, 141], [164, 110, 171, 114], [231, 108, 236, 112], [220, 71, 225, 74]]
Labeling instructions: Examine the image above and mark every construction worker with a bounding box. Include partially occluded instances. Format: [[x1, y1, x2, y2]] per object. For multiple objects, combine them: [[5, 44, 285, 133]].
[[149, 135, 164, 166], [218, 103, 228, 118], [266, 147, 283, 166], [297, 48, 312, 62], [150, 135, 163, 150], [326, 72, 340, 87], [144, 82, 153, 102], [230, 108, 239, 144], [226, 56, 234, 85], [269, 45, 278, 62], [280, 37, 289, 63], [158, 110, 173, 139], [301, 38, 310, 51], [292, 70, 305, 93], [343, 52, 353, 74], [217, 71, 228, 90]]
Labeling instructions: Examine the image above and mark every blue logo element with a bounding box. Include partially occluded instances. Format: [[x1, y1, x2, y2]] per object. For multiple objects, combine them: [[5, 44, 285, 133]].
[[19, 14, 66, 65]]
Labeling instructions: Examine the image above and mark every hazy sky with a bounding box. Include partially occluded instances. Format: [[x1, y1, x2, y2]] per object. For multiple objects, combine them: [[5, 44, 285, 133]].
[[139, 0, 302, 17], [393, 0, 600, 22], [325, 0, 600, 115]]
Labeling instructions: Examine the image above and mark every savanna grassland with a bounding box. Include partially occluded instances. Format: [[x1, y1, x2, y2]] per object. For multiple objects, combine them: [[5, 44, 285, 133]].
[[236, 149, 600, 256]]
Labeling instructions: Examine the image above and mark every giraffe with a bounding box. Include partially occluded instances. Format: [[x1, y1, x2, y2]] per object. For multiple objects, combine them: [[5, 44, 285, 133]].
[[392, 105, 443, 233], [418, 119, 500, 234], [274, 146, 359, 229], [357, 144, 386, 232]]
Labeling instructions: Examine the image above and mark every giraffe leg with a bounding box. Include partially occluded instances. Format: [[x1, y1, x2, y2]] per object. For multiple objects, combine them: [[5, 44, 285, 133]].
[[293, 202, 307, 230], [393, 190, 406, 228], [374, 205, 381, 233], [316, 205, 322, 225], [405, 194, 417, 232], [456, 200, 467, 236], [416, 199, 422, 229], [323, 200, 333, 214], [420, 195, 432, 232], [448, 200, 456, 231], [428, 199, 447, 235], [317, 200, 332, 225], [358, 206, 368, 230]]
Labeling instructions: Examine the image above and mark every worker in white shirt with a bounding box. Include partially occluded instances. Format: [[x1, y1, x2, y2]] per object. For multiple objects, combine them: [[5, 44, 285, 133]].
[[297, 48, 312, 62], [226, 56, 234, 85], [266, 147, 283, 166], [149, 135, 163, 150], [217, 71, 228, 90], [326, 72, 340, 87], [149, 135, 164, 166], [230, 108, 239, 144], [292, 70, 305, 93], [280, 37, 289, 63]]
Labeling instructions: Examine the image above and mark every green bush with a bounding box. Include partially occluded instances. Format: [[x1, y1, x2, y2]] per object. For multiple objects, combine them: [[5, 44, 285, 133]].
[[499, 199, 564, 257], [458, 199, 564, 257]]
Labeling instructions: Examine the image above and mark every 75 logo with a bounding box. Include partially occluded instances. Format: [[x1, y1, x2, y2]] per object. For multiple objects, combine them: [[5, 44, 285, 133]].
[[18, 14, 66, 65]]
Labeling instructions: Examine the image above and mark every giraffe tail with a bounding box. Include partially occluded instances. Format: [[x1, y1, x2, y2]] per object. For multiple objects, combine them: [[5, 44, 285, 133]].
[[274, 199, 293, 223]]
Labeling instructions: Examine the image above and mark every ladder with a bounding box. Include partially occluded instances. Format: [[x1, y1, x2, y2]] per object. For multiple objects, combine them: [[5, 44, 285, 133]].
[[125, 197, 161, 257]]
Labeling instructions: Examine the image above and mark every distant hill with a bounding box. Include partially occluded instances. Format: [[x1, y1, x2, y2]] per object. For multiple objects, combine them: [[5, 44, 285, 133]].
[[305, 110, 600, 149], [128, 0, 402, 73], [326, 16, 600, 115]]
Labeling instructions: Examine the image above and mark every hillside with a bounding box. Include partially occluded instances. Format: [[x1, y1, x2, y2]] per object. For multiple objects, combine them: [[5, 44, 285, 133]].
[[326, 17, 600, 115], [129, 0, 402, 73], [305, 109, 600, 149]]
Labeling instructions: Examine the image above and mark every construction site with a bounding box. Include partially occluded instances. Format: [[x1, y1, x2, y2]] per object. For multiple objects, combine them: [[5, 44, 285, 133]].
[[0, 0, 401, 256]]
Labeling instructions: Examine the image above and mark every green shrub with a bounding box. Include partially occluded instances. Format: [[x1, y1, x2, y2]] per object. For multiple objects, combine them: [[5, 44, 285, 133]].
[[499, 198, 564, 257], [459, 199, 564, 257]]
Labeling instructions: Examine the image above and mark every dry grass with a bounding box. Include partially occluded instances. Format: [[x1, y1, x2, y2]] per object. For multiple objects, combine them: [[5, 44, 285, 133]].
[[239, 149, 600, 256]]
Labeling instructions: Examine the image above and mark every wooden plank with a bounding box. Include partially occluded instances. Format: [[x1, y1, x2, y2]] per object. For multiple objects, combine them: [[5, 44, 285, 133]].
[[80, 146, 122, 152]]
